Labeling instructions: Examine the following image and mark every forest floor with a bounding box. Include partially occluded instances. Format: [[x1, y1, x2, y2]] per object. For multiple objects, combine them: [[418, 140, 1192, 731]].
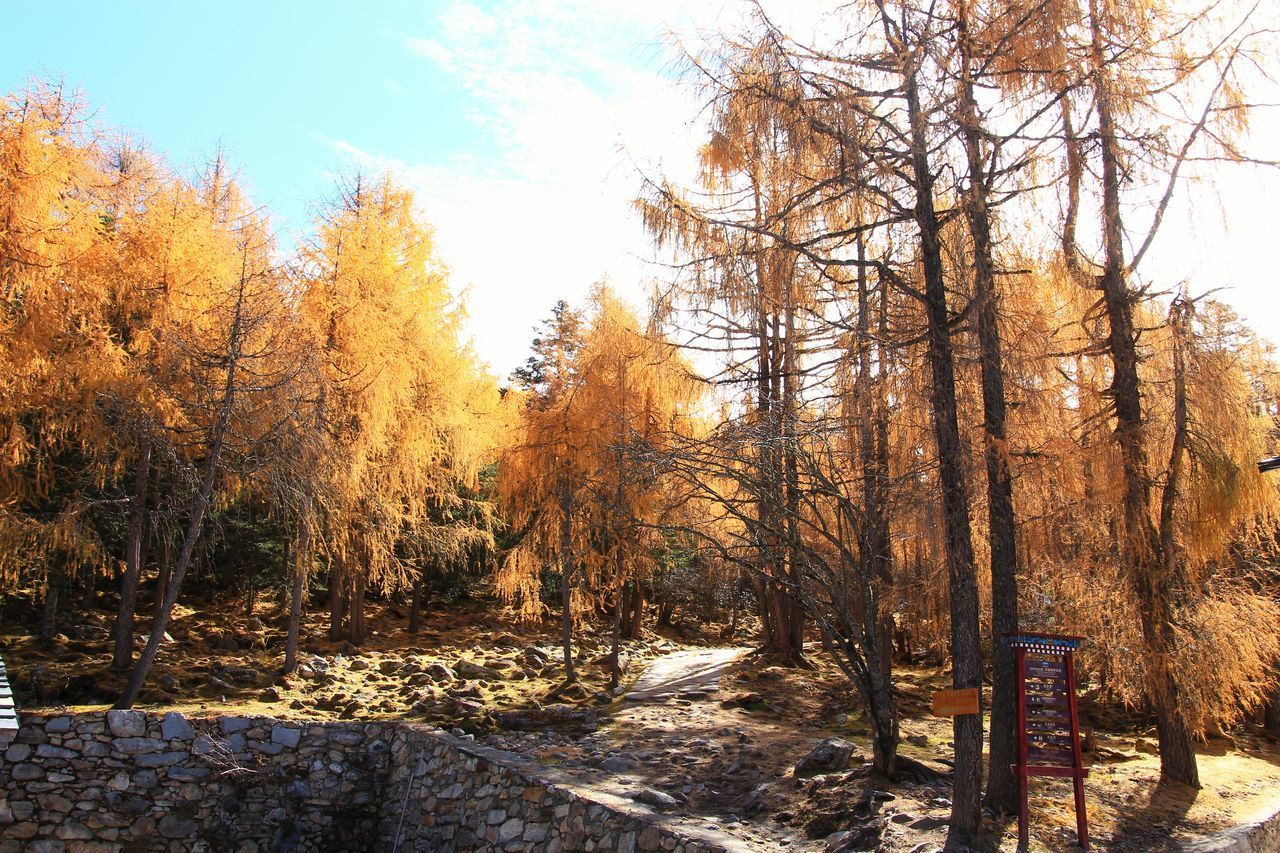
[[3, 593, 1279, 851]]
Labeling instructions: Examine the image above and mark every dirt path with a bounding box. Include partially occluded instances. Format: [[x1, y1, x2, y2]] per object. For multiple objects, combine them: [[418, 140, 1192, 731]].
[[489, 647, 831, 850], [624, 647, 747, 702]]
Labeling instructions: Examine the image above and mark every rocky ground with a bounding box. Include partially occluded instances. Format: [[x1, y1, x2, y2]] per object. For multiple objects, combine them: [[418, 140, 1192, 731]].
[[481, 650, 1280, 852], [0, 595, 676, 726], [4, 597, 1280, 851]]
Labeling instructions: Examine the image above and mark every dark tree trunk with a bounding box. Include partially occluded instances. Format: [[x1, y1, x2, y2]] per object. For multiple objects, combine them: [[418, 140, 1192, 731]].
[[954, 1, 1020, 814], [623, 582, 645, 639], [283, 517, 308, 674], [657, 597, 675, 627], [112, 440, 152, 670], [348, 570, 366, 646], [153, 538, 172, 624], [408, 571, 425, 634], [1089, 0, 1199, 787], [39, 570, 61, 650], [560, 485, 577, 683], [905, 65, 984, 845], [328, 566, 347, 642], [609, 583, 623, 690]]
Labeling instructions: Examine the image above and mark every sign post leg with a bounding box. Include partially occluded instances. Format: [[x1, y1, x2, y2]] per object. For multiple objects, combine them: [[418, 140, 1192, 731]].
[[1016, 645, 1029, 850], [1066, 650, 1089, 849]]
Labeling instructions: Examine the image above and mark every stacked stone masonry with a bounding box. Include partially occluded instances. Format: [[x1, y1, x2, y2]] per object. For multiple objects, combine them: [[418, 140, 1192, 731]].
[[0, 712, 739, 852]]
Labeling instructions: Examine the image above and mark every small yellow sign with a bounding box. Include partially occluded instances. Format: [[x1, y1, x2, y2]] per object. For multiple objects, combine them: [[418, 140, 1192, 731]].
[[931, 687, 980, 717]]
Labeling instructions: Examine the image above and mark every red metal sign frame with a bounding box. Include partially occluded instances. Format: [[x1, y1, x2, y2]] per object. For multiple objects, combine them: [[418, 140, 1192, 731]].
[[1007, 632, 1089, 850]]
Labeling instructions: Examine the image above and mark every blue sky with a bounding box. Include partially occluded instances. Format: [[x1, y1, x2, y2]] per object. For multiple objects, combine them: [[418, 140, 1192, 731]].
[[3, 0, 725, 372], [5, 1, 488, 234], [6, 1, 1280, 373]]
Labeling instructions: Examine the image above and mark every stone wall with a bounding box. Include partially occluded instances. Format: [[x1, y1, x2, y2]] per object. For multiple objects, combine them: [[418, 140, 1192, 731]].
[[377, 728, 746, 853], [0, 711, 394, 852], [0, 713, 746, 853], [1178, 805, 1280, 853]]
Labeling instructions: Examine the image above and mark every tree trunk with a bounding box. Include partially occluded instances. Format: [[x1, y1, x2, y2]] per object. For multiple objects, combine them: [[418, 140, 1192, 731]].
[[116, 255, 246, 710], [408, 571, 425, 634], [954, 1, 1021, 814], [153, 538, 172, 624], [905, 64, 984, 845], [348, 570, 366, 646], [283, 517, 309, 674], [39, 570, 60, 649], [560, 485, 576, 683], [328, 565, 347, 642], [112, 440, 152, 670], [623, 582, 645, 639], [609, 583, 623, 691], [1089, 0, 1199, 787]]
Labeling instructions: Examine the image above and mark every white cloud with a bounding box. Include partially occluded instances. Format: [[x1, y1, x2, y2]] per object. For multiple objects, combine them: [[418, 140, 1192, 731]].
[[341, 0, 1280, 378], [335, 0, 726, 376]]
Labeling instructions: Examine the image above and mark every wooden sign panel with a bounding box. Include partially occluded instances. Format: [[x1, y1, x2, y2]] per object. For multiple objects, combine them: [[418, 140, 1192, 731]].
[[931, 687, 980, 717], [1006, 633, 1089, 850]]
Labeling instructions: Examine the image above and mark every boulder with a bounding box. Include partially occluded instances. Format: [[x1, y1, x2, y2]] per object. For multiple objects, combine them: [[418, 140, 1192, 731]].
[[455, 660, 504, 681], [631, 788, 680, 811], [795, 738, 857, 777], [600, 754, 639, 773], [493, 704, 597, 732], [425, 663, 456, 682]]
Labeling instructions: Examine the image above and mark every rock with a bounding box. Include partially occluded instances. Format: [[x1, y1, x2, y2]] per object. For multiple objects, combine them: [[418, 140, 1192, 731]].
[[271, 725, 302, 748], [498, 817, 524, 843], [168, 766, 211, 781], [426, 663, 456, 682], [455, 660, 504, 681], [106, 709, 146, 738], [348, 657, 371, 671], [161, 712, 195, 740], [260, 687, 282, 702], [601, 754, 639, 773], [158, 813, 199, 839], [721, 692, 767, 710], [283, 780, 311, 798], [795, 738, 856, 777], [5, 743, 32, 762], [858, 789, 896, 814], [219, 717, 252, 735], [825, 818, 886, 852], [45, 716, 73, 734], [12, 763, 43, 781], [454, 699, 485, 717], [631, 788, 680, 811], [224, 665, 259, 684], [112, 737, 162, 755], [494, 704, 597, 732], [378, 659, 401, 675]]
